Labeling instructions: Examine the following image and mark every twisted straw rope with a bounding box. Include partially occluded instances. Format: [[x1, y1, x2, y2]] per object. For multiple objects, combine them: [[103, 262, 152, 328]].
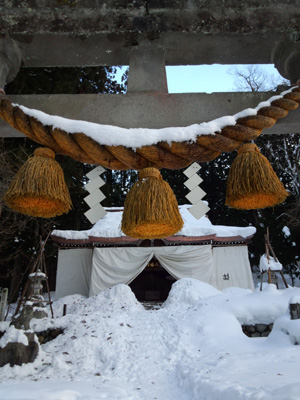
[[0, 87, 299, 170]]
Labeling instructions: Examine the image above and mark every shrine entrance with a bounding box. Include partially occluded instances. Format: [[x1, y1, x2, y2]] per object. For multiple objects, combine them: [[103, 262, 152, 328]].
[[129, 257, 175, 302]]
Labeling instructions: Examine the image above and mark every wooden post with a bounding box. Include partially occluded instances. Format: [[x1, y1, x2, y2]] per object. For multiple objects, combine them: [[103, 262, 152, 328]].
[[42, 251, 54, 318], [0, 288, 8, 321], [267, 268, 272, 284], [260, 271, 264, 291], [268, 240, 278, 262], [280, 270, 289, 288], [264, 232, 272, 284], [289, 301, 300, 320]]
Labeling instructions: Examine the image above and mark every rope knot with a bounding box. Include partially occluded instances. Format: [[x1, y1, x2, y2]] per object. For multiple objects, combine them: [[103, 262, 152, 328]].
[[34, 147, 55, 159], [139, 167, 161, 180], [238, 143, 259, 155]]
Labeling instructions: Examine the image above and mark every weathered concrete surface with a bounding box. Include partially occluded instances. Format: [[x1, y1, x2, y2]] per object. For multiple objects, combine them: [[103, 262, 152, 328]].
[[0, 1, 299, 79], [6, 32, 287, 68], [128, 45, 168, 93], [1, 91, 299, 138], [1, 1, 299, 37], [0, 37, 22, 88]]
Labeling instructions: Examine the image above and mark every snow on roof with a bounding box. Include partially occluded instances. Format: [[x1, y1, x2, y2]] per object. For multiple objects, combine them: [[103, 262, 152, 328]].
[[52, 204, 256, 241], [14, 88, 294, 149]]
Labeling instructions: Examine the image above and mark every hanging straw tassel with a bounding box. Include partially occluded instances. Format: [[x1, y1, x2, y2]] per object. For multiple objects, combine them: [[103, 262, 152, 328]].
[[225, 143, 289, 210], [121, 167, 183, 239], [5, 147, 72, 218]]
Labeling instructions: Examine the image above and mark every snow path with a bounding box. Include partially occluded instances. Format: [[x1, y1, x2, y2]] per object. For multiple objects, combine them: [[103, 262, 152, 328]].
[[1, 280, 300, 400], [44, 300, 194, 400]]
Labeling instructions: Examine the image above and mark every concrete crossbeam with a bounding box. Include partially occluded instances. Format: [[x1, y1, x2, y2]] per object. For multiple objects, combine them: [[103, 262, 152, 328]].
[[3, 32, 284, 68], [1, 92, 299, 138], [4, 32, 298, 81], [1, 1, 299, 39], [1, 1, 299, 80]]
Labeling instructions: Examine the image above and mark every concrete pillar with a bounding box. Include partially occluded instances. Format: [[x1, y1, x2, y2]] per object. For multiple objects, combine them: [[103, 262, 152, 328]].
[[0, 37, 22, 92], [272, 38, 300, 84], [127, 44, 168, 93]]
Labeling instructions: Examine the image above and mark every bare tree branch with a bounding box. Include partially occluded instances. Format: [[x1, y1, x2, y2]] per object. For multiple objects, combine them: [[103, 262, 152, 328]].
[[227, 65, 289, 92]]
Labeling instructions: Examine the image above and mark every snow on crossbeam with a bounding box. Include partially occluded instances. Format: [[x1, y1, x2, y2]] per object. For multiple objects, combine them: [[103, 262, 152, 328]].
[[15, 89, 295, 148], [1, 86, 299, 169]]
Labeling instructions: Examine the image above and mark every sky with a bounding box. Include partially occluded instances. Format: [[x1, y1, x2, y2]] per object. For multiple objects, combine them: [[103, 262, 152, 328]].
[[166, 64, 285, 93]]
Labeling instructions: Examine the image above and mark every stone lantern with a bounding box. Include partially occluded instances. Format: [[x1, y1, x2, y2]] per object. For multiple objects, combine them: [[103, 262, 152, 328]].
[[28, 269, 46, 306]]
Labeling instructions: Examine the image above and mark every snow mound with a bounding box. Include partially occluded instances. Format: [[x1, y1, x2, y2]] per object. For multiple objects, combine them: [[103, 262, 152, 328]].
[[53, 294, 88, 314], [259, 254, 283, 272], [209, 285, 300, 325], [52, 286, 143, 317], [267, 310, 300, 346], [289, 295, 300, 305], [0, 381, 134, 400], [86, 284, 144, 313], [0, 325, 29, 348], [164, 278, 221, 308], [2, 283, 300, 400], [221, 287, 253, 295]]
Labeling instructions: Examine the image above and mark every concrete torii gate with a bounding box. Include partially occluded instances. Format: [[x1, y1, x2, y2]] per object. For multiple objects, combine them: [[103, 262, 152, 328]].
[[0, 1, 299, 138]]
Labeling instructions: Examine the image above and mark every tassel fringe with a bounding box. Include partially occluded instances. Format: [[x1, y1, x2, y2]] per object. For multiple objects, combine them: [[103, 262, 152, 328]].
[[121, 168, 183, 239], [226, 143, 289, 209], [5, 148, 72, 218]]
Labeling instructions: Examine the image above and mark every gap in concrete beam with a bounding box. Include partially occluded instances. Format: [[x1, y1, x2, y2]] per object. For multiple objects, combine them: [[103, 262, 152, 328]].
[[5, 66, 129, 95], [4, 64, 289, 96], [166, 64, 288, 94]]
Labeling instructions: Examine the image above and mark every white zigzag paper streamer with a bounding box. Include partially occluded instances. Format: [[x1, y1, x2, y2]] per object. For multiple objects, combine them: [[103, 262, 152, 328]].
[[84, 166, 107, 224], [184, 162, 210, 219]]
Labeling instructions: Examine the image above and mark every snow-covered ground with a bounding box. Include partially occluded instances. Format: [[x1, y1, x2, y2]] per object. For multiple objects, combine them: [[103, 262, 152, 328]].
[[1, 279, 300, 400]]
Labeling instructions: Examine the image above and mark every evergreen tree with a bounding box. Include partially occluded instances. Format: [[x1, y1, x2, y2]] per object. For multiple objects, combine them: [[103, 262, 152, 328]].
[[0, 66, 128, 296], [5, 66, 127, 95]]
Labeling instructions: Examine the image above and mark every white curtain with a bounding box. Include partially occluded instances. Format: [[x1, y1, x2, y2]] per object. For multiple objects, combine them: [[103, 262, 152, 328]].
[[212, 246, 254, 290], [89, 245, 213, 296], [55, 248, 93, 299]]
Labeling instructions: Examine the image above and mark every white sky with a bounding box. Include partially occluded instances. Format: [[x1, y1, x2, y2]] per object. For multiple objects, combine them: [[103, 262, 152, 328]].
[[166, 64, 284, 93]]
